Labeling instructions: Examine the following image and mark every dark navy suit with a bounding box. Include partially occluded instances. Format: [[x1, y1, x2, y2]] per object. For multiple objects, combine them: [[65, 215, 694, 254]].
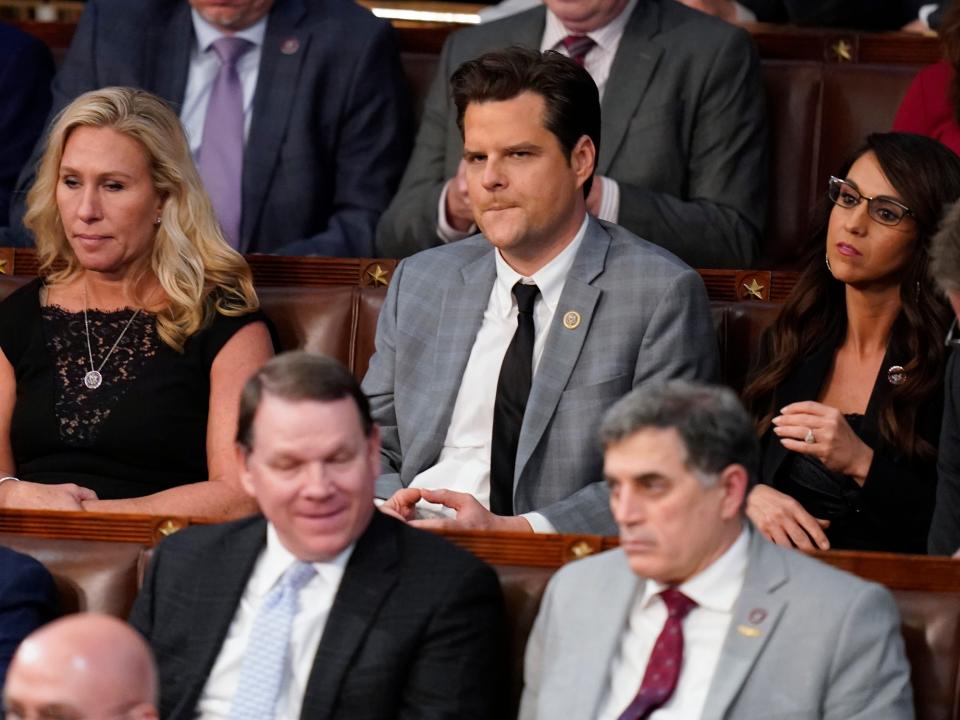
[[5, 0, 412, 256]]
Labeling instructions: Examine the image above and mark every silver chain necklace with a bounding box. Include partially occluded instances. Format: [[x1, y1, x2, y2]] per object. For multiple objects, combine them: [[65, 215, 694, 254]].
[[82, 285, 141, 390]]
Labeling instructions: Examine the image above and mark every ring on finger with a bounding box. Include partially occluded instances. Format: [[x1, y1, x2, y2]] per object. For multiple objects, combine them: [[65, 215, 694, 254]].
[[804, 429, 816, 444]]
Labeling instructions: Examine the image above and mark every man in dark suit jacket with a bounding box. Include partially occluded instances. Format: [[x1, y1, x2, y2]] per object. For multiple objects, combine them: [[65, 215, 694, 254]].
[[129, 352, 504, 720], [376, 0, 767, 268], [0, 23, 53, 228], [0, 545, 58, 697], [4, 0, 412, 256]]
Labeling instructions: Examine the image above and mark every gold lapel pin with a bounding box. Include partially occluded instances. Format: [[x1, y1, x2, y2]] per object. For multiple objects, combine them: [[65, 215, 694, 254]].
[[281, 38, 300, 55], [562, 311, 581, 330], [736, 624, 762, 638]]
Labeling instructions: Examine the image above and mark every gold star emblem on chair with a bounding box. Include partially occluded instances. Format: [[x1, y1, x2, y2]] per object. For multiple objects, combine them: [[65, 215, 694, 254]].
[[0, 259, 7, 275], [366, 264, 390, 287], [831, 40, 853, 62], [743, 278, 765, 300]]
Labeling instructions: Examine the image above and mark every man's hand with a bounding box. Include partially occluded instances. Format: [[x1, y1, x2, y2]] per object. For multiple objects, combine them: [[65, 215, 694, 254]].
[[409, 488, 534, 532], [746, 484, 830, 550], [772, 401, 874, 484], [444, 160, 474, 232], [379, 487, 423, 522], [0, 480, 96, 511]]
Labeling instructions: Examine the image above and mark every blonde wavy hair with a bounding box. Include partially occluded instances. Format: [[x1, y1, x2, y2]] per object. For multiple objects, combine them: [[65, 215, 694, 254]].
[[23, 86, 259, 352]]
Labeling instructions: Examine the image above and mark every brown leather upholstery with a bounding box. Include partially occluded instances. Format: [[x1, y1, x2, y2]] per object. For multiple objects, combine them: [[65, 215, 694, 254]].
[[712, 301, 781, 393], [0, 533, 146, 617], [897, 589, 960, 720]]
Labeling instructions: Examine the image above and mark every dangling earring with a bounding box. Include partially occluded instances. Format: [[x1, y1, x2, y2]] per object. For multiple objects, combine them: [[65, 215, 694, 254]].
[[825, 253, 833, 274]]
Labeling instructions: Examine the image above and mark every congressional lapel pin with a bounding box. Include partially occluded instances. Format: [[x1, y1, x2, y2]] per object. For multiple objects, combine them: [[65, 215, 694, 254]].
[[887, 365, 906, 386], [562, 311, 581, 330], [748, 608, 767, 624], [281, 37, 300, 55], [736, 624, 762, 638]]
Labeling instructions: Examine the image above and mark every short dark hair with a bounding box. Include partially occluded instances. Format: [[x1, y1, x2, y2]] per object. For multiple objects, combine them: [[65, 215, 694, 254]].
[[600, 380, 759, 487], [237, 351, 373, 450], [451, 46, 601, 197]]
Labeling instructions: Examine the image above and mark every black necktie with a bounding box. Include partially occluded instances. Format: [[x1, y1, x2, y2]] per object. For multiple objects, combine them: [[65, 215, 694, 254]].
[[490, 282, 540, 516]]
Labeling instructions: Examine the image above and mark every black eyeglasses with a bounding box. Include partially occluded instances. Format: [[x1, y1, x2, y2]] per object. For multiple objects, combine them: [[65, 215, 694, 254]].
[[827, 176, 915, 227], [946, 317, 960, 349]]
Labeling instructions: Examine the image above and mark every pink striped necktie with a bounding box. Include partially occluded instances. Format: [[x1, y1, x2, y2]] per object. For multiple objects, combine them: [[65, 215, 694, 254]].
[[617, 588, 697, 720], [561, 34, 596, 66], [198, 36, 252, 249]]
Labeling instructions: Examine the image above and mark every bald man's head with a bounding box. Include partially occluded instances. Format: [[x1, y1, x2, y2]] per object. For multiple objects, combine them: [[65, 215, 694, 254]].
[[3, 613, 158, 720]]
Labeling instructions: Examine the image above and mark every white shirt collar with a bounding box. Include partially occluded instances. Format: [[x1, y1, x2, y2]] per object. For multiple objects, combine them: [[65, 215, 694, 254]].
[[249, 523, 354, 600], [542, 0, 638, 53], [640, 524, 750, 614], [492, 213, 588, 318], [191, 8, 268, 54]]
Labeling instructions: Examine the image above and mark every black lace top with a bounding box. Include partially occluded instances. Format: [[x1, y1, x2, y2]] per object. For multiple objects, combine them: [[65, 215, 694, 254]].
[[0, 278, 268, 499]]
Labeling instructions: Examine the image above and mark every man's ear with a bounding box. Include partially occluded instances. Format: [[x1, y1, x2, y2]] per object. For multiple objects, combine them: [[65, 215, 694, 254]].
[[718, 463, 749, 520], [236, 443, 256, 499], [571, 134, 597, 190]]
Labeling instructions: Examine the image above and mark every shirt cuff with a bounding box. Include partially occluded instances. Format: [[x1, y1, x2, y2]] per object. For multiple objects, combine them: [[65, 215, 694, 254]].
[[733, 2, 757, 22], [919, 3, 939, 27], [596, 175, 620, 223], [437, 180, 476, 243], [522, 511, 557, 534]]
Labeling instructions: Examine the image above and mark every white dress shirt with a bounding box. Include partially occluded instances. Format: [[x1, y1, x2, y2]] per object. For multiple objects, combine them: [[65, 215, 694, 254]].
[[180, 10, 267, 157], [411, 214, 588, 532], [196, 525, 353, 720], [597, 526, 750, 720], [436, 0, 636, 242]]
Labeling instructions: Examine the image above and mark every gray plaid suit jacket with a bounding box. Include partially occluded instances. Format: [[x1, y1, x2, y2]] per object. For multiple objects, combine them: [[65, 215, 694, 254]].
[[376, 0, 767, 268], [520, 529, 913, 720], [129, 512, 505, 720], [362, 217, 718, 535]]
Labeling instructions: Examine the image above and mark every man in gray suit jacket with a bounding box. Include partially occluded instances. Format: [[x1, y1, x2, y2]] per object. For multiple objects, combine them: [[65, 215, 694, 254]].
[[365, 48, 717, 537], [4, 0, 411, 256], [376, 0, 767, 268], [520, 381, 913, 720]]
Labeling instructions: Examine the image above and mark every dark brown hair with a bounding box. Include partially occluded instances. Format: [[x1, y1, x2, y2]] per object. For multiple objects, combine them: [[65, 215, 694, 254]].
[[237, 351, 373, 450], [451, 46, 600, 197], [743, 133, 960, 460]]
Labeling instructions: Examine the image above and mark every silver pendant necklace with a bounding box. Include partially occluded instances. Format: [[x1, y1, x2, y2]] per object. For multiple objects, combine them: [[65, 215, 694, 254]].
[[82, 285, 141, 390]]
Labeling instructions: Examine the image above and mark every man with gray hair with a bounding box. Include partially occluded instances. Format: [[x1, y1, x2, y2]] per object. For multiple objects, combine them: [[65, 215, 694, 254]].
[[928, 204, 960, 554], [520, 380, 913, 720]]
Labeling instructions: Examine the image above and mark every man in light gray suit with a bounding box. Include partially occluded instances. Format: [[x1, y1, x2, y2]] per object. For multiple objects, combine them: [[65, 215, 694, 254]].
[[520, 381, 913, 720], [376, 0, 767, 268], [364, 48, 718, 536]]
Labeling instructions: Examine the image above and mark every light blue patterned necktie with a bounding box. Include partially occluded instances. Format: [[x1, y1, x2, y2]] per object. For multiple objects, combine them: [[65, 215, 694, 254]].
[[228, 560, 317, 720]]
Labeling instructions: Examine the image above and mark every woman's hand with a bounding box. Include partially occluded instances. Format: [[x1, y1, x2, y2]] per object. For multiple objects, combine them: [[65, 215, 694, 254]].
[[772, 401, 874, 484], [746, 484, 831, 550], [0, 480, 97, 511]]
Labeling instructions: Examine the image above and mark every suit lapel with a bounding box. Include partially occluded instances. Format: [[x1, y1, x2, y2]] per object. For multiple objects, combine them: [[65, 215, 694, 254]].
[[403, 252, 496, 481], [181, 518, 267, 710], [761, 342, 835, 483], [700, 533, 788, 720], [241, 0, 309, 251], [300, 513, 399, 718], [570, 551, 641, 717], [598, 1, 662, 175], [144, 2, 192, 109], [515, 219, 607, 485]]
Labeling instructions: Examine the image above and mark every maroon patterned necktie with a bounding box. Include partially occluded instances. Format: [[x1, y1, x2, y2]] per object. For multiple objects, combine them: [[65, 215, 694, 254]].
[[617, 588, 697, 720], [560, 34, 596, 66], [198, 36, 252, 249]]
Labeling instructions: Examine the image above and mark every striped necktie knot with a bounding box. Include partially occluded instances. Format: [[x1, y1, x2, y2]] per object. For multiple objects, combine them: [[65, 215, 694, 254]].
[[561, 34, 596, 66]]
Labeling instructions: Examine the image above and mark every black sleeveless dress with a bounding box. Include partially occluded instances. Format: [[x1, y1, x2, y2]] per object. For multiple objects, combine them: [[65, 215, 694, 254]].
[[0, 278, 268, 499]]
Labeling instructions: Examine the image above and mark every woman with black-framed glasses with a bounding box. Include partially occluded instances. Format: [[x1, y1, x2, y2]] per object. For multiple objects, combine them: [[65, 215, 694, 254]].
[[743, 132, 960, 554]]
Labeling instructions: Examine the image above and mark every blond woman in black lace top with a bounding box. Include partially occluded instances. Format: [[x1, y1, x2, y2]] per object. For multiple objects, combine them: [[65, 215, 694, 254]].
[[0, 87, 273, 518]]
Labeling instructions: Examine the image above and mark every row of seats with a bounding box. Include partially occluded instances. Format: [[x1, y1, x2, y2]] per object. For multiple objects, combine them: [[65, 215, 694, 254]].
[[2, 510, 960, 719]]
